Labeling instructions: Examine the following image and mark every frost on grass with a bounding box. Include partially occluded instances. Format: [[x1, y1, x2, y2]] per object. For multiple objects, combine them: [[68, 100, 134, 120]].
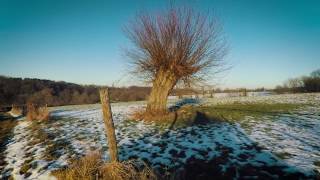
[[1, 93, 320, 179]]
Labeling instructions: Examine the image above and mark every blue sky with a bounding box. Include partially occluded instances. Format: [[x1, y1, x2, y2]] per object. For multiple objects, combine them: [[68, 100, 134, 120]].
[[0, 0, 319, 89]]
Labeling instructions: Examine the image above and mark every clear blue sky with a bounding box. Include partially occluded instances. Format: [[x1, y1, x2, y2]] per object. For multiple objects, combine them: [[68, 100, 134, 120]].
[[0, 0, 319, 89]]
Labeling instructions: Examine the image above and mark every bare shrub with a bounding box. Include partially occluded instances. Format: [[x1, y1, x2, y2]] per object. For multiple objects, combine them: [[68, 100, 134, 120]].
[[26, 103, 50, 121]]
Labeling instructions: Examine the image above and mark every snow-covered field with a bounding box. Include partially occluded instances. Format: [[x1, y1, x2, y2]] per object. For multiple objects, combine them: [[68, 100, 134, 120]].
[[1, 93, 320, 179]]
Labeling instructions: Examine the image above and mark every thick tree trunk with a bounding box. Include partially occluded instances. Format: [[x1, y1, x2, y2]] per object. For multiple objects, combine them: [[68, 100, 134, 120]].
[[99, 88, 118, 162], [146, 70, 176, 114]]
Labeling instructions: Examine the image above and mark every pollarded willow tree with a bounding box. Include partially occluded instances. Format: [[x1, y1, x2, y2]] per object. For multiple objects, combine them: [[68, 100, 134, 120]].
[[125, 7, 227, 115]]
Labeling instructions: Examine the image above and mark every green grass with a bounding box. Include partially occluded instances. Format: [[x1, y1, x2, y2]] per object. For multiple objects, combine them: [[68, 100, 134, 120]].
[[169, 103, 304, 127], [198, 103, 302, 121]]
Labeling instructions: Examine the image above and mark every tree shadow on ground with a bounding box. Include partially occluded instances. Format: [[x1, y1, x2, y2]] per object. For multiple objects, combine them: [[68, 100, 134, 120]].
[[192, 111, 211, 125], [118, 109, 319, 180], [167, 98, 203, 129]]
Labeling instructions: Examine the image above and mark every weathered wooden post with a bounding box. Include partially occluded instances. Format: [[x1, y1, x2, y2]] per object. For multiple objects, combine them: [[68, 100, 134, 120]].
[[99, 88, 119, 162]]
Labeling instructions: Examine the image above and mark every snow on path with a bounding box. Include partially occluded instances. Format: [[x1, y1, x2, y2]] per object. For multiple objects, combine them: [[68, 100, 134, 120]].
[[2, 121, 30, 179], [1, 121, 56, 179]]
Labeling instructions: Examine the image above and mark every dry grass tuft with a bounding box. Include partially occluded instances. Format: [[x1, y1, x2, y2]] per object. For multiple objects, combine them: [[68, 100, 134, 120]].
[[53, 152, 102, 180], [101, 160, 156, 180], [26, 103, 50, 121], [10, 104, 23, 116], [130, 108, 176, 123], [53, 152, 157, 180]]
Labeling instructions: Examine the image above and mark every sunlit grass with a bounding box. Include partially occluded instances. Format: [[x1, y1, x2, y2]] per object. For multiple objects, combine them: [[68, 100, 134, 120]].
[[169, 103, 304, 127], [198, 103, 302, 121]]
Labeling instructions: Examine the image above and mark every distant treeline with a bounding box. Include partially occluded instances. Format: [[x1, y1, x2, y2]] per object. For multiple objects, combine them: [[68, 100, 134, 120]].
[[274, 69, 320, 93], [213, 87, 267, 93], [0, 76, 152, 107], [0, 76, 202, 107], [4, 72, 310, 107]]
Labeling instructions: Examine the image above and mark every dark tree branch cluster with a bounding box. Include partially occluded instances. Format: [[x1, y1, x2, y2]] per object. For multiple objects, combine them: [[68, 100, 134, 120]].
[[125, 7, 227, 114], [125, 7, 227, 85]]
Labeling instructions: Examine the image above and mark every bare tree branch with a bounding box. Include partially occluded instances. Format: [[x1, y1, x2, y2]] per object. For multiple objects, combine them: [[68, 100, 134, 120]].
[[124, 7, 228, 114]]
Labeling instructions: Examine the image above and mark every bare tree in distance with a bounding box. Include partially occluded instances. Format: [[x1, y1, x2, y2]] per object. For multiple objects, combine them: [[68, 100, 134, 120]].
[[311, 69, 320, 78], [125, 7, 228, 115]]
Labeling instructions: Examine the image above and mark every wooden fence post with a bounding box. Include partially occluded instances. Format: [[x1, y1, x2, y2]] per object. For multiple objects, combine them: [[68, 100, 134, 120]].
[[99, 88, 119, 162]]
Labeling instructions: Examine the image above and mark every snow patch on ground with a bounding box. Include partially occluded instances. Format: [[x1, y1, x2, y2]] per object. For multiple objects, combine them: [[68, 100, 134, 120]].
[[244, 106, 320, 174], [1, 93, 320, 179]]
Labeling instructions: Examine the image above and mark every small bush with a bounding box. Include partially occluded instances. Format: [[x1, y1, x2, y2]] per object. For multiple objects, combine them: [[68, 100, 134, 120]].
[[26, 103, 50, 121]]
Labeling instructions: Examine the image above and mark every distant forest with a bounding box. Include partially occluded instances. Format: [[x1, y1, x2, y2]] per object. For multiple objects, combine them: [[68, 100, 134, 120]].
[[0, 76, 152, 107], [0, 76, 200, 107], [2, 70, 318, 107]]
